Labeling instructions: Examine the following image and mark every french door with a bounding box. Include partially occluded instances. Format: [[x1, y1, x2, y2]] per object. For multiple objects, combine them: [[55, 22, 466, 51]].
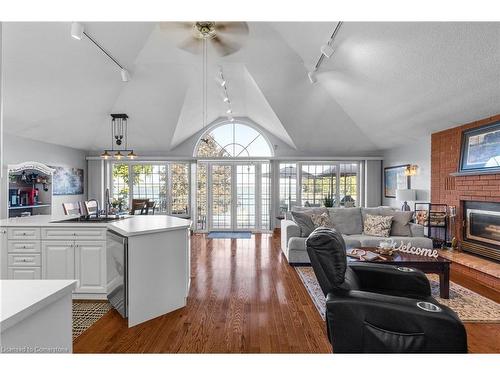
[[203, 162, 269, 231]]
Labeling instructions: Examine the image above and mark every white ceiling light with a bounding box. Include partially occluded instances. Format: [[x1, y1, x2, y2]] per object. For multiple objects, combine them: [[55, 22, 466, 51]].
[[308, 21, 342, 84], [308, 71, 317, 84], [71, 22, 84, 40], [70, 22, 131, 82], [120, 69, 130, 82], [320, 44, 334, 58]]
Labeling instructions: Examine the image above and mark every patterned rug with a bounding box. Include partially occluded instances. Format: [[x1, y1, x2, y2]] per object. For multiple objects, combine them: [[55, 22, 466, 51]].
[[295, 266, 500, 323], [73, 301, 112, 340]]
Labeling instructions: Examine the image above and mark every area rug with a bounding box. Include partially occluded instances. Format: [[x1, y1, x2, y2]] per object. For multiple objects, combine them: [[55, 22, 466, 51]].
[[73, 301, 112, 340], [295, 266, 500, 323], [207, 231, 252, 239]]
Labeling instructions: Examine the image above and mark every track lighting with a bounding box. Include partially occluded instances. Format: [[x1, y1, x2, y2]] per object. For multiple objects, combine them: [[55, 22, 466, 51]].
[[120, 68, 130, 82], [308, 21, 342, 84], [308, 71, 317, 84], [321, 44, 334, 58], [71, 22, 131, 82], [71, 22, 84, 40], [223, 96, 229, 103], [226, 109, 232, 114]]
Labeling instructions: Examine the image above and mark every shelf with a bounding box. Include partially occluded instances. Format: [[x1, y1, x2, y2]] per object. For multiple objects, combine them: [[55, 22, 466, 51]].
[[9, 204, 51, 210]]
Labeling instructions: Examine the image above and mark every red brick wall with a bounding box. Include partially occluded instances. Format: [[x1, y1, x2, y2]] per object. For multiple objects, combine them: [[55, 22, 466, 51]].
[[431, 114, 500, 243]]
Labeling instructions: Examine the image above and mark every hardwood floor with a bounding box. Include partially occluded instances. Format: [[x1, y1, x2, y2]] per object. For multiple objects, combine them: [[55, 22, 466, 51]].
[[74, 233, 499, 353]]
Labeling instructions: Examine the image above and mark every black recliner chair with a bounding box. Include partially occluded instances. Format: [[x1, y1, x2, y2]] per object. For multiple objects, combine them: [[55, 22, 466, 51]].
[[306, 227, 467, 353]]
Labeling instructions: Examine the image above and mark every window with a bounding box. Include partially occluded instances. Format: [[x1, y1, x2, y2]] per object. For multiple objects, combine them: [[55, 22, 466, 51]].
[[301, 164, 337, 207], [196, 162, 208, 230], [195, 122, 273, 158], [111, 162, 190, 215], [170, 163, 189, 215], [261, 163, 271, 229], [112, 164, 130, 210], [339, 163, 358, 207], [279, 163, 297, 213]]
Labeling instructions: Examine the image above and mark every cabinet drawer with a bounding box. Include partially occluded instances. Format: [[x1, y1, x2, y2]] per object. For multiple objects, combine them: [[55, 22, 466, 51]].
[[7, 227, 41, 240], [8, 253, 41, 267], [42, 227, 107, 240], [8, 267, 41, 279], [7, 240, 41, 253]]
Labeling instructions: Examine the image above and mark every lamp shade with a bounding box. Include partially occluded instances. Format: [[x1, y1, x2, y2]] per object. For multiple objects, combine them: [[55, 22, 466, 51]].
[[396, 189, 416, 202]]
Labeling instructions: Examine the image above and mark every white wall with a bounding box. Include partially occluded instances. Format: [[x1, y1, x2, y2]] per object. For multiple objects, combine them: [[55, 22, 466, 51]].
[[365, 160, 382, 207], [382, 136, 431, 208], [1, 133, 88, 218]]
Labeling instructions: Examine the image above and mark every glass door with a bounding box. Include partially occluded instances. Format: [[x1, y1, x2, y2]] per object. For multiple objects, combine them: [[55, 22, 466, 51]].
[[236, 164, 256, 229], [210, 164, 233, 230]]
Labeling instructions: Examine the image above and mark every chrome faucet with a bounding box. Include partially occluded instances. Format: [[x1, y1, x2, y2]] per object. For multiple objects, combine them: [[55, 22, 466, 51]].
[[86, 199, 100, 218], [104, 188, 111, 218]]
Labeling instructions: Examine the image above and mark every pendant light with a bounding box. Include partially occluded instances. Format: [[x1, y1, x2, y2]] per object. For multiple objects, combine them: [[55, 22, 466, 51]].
[[100, 114, 138, 160]]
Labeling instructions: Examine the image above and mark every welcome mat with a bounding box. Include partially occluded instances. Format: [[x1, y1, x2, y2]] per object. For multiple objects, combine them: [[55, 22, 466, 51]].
[[295, 266, 500, 323], [207, 231, 252, 239], [73, 301, 112, 340]]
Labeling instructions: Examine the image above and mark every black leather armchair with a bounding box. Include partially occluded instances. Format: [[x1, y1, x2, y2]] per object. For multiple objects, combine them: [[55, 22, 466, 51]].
[[306, 227, 467, 353]]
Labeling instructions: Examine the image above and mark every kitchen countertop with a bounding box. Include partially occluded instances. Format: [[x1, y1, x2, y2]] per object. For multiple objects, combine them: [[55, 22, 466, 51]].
[[0, 280, 77, 332], [0, 214, 192, 237]]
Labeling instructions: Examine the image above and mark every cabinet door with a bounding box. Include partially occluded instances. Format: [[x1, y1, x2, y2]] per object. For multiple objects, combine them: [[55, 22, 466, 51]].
[[1, 228, 7, 278], [75, 241, 106, 294], [42, 241, 75, 279], [8, 267, 41, 279]]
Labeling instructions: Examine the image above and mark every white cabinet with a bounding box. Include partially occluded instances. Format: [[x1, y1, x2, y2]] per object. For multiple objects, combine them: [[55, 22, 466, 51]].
[[8, 267, 41, 279], [74, 241, 106, 294], [1, 228, 7, 278], [8, 227, 41, 240], [42, 227, 106, 241], [42, 241, 75, 280]]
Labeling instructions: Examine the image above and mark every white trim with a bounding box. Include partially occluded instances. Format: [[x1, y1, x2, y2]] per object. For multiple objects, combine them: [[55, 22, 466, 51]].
[[193, 118, 275, 158], [86, 155, 384, 161], [8, 161, 55, 175]]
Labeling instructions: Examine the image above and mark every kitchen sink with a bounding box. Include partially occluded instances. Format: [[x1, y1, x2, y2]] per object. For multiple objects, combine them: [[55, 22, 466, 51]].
[[52, 216, 129, 223]]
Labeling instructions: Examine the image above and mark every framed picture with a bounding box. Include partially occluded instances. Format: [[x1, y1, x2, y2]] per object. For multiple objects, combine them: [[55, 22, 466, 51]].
[[51, 166, 84, 195], [459, 121, 500, 173], [384, 164, 410, 198]]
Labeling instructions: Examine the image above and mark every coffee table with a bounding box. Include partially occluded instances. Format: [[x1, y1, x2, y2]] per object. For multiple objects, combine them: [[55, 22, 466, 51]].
[[348, 247, 451, 299]]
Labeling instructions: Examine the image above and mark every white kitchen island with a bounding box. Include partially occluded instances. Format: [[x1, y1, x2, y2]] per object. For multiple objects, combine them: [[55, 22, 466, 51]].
[[0, 215, 191, 328], [0, 280, 77, 353]]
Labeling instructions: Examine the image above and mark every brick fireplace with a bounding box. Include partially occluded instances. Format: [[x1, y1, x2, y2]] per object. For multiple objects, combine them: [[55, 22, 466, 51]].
[[431, 114, 500, 259]]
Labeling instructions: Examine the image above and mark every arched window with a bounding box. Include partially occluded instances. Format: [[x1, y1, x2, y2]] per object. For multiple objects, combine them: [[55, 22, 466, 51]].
[[195, 122, 273, 158]]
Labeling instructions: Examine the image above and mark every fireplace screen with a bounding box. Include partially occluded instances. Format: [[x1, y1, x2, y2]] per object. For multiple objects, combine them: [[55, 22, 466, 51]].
[[466, 209, 500, 246]]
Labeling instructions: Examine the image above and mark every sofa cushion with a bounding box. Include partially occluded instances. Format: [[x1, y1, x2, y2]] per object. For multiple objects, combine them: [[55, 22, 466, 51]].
[[311, 212, 335, 228], [290, 211, 316, 237], [389, 211, 414, 236], [362, 207, 413, 237], [328, 207, 363, 235], [363, 214, 393, 237], [287, 235, 361, 254]]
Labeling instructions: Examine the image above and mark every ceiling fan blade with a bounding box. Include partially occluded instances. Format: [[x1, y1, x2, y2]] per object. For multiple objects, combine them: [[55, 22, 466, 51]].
[[178, 37, 202, 54], [210, 36, 241, 56], [216, 22, 249, 36], [159, 22, 193, 32]]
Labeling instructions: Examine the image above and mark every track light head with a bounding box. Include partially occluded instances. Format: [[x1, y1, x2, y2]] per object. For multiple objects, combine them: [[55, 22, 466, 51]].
[[71, 22, 84, 40], [320, 44, 334, 58], [226, 109, 232, 114], [308, 71, 317, 84], [223, 96, 229, 103], [120, 69, 130, 82]]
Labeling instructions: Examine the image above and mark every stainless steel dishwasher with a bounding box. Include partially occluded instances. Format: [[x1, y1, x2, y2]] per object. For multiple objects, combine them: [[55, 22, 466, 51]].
[[106, 230, 128, 318]]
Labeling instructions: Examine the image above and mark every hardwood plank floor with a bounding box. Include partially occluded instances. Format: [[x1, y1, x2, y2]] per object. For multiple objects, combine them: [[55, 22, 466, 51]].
[[74, 233, 499, 353]]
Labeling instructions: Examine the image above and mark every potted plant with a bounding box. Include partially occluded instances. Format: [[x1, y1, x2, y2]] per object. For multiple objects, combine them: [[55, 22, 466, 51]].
[[323, 195, 335, 208]]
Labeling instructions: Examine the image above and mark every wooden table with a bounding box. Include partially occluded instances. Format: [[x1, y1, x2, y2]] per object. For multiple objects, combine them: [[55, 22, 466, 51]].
[[348, 247, 451, 299]]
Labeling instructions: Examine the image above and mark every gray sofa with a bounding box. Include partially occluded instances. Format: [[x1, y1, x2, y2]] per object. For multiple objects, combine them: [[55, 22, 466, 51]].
[[281, 206, 433, 264]]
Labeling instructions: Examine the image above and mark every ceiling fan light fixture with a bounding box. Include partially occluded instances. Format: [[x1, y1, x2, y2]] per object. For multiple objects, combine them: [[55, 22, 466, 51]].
[[120, 68, 130, 82], [71, 22, 84, 40], [320, 44, 334, 58]]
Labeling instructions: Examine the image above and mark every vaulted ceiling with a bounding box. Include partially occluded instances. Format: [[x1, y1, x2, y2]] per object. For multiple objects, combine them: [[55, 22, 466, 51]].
[[2, 22, 500, 155]]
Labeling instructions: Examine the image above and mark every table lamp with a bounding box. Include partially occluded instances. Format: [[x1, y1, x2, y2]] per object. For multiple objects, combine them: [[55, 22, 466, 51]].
[[396, 189, 416, 211]]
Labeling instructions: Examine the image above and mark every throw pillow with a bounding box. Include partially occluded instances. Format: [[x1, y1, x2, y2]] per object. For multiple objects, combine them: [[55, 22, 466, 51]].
[[390, 211, 414, 236], [290, 211, 316, 237], [311, 212, 335, 228], [363, 214, 393, 237]]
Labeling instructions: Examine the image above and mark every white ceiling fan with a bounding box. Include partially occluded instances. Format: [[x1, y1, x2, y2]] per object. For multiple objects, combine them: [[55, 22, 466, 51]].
[[159, 21, 249, 56]]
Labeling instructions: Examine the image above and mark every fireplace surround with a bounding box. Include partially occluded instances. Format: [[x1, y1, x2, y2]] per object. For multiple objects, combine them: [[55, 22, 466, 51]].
[[462, 201, 500, 261]]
